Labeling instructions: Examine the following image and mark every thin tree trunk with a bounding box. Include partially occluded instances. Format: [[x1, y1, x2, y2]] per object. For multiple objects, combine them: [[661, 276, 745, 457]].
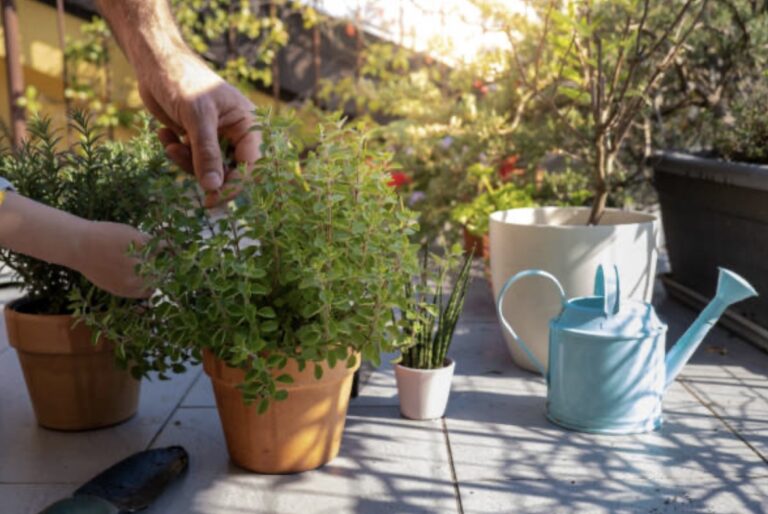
[[589, 138, 610, 225], [55, 0, 71, 142], [1, 0, 25, 149]]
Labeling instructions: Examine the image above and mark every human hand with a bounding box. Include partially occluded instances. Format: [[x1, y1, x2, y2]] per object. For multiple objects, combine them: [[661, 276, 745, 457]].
[[137, 51, 261, 207], [76, 221, 150, 299]]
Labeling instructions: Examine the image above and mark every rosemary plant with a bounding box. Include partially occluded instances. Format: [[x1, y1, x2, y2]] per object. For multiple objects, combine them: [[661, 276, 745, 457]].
[[400, 247, 473, 370], [0, 112, 166, 314]]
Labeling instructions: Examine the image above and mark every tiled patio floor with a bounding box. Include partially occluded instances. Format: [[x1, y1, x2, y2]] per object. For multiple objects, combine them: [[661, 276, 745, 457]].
[[1, 267, 767, 513]]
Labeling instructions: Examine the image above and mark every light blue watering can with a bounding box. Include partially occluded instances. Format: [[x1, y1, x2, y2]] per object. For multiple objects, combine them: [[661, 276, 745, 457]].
[[497, 265, 757, 434]]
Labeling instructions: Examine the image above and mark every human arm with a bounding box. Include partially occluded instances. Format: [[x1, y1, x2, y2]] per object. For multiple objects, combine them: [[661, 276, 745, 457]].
[[94, 0, 260, 207], [0, 192, 149, 298]]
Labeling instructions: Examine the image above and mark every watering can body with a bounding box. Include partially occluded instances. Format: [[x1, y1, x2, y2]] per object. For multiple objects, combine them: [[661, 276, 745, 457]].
[[497, 265, 757, 435], [547, 320, 666, 434]]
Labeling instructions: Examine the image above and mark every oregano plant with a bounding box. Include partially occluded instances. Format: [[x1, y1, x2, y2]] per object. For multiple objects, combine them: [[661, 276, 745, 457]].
[[75, 109, 421, 412]]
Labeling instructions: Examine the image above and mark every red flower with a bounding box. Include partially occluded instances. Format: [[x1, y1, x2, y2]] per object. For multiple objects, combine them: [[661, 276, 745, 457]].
[[345, 23, 357, 38], [499, 155, 522, 180], [388, 171, 412, 188]]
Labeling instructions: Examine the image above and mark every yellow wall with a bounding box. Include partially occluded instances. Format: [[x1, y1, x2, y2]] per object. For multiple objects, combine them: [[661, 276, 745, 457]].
[[0, 0, 277, 140], [0, 0, 141, 134]]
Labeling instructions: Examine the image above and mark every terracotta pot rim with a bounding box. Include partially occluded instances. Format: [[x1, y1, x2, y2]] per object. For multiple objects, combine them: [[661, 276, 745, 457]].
[[395, 358, 455, 373], [4, 298, 109, 355], [207, 374, 353, 391], [6, 297, 77, 320], [202, 349, 361, 383]]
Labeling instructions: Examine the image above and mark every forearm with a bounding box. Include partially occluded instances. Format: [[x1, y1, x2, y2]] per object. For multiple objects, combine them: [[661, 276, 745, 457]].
[[95, 0, 189, 69], [0, 193, 89, 271]]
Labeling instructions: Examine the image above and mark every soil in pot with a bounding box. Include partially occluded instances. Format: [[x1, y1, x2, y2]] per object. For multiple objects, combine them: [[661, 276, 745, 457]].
[[203, 349, 360, 474], [4, 298, 141, 431], [395, 358, 456, 420]]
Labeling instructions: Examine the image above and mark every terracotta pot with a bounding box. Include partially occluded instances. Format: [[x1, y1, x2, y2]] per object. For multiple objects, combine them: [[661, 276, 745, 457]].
[[4, 299, 140, 431], [395, 359, 455, 420], [462, 226, 485, 259], [203, 349, 360, 474]]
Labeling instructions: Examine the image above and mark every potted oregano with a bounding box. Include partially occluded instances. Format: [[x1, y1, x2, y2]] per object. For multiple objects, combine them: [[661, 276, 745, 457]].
[[395, 247, 473, 420], [0, 113, 166, 430], [652, 84, 768, 330], [76, 109, 420, 473]]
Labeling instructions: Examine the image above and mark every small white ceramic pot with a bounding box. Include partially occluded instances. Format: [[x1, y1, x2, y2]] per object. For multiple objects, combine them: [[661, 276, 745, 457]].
[[395, 359, 456, 420]]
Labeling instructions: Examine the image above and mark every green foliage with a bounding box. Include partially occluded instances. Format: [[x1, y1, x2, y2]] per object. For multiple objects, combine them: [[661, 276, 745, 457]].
[[534, 169, 593, 208], [0, 112, 167, 314], [65, 17, 135, 132], [451, 182, 536, 237], [17, 86, 43, 118], [171, 0, 318, 89], [714, 84, 768, 164], [399, 246, 473, 370], [74, 109, 421, 408], [545, 0, 707, 222], [652, 1, 768, 151]]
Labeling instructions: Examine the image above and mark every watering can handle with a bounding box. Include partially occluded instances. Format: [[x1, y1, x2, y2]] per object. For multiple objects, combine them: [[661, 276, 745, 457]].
[[593, 264, 621, 316], [496, 270, 567, 377]]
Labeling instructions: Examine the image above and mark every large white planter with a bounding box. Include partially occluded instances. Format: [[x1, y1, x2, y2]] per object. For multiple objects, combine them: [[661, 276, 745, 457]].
[[395, 359, 455, 420], [490, 207, 659, 374]]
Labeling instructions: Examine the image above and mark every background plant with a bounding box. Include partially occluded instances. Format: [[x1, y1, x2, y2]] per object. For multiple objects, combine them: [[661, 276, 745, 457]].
[[400, 246, 473, 370], [76, 109, 421, 412], [712, 83, 768, 164], [64, 17, 135, 136], [544, 0, 707, 224], [451, 182, 536, 237], [0, 112, 167, 314], [650, 0, 768, 153], [171, 0, 319, 94]]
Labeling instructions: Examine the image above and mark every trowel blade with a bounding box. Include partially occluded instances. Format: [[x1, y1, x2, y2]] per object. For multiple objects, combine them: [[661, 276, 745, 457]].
[[73, 446, 189, 512], [38, 495, 120, 514]]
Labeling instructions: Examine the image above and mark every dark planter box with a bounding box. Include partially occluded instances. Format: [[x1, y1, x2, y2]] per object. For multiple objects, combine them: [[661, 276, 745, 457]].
[[652, 152, 768, 327]]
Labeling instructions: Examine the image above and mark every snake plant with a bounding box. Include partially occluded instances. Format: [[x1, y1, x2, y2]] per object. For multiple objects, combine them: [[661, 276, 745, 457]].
[[400, 248, 473, 370]]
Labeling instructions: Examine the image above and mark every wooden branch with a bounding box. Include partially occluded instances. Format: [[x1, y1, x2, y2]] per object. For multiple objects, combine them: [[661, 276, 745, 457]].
[[609, 0, 650, 118], [609, 0, 707, 143], [639, 0, 696, 61], [532, 0, 557, 86], [605, 15, 632, 108]]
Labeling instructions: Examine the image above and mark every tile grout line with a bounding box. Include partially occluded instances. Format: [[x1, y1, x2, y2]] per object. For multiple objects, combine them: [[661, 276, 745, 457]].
[[144, 369, 205, 450], [680, 379, 768, 465], [441, 417, 465, 514]]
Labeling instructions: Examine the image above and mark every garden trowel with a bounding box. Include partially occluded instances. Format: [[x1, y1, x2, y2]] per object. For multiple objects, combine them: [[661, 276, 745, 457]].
[[38, 446, 188, 514]]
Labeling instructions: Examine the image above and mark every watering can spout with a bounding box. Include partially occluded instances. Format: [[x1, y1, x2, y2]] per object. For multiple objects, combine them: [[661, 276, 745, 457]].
[[665, 268, 757, 388]]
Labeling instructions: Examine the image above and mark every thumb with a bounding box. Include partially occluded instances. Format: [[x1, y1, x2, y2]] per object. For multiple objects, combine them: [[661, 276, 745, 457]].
[[187, 106, 224, 192]]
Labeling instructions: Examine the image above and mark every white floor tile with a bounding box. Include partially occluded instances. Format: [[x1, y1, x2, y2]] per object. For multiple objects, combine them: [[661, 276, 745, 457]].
[[0, 352, 202, 484], [145, 406, 459, 514]]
